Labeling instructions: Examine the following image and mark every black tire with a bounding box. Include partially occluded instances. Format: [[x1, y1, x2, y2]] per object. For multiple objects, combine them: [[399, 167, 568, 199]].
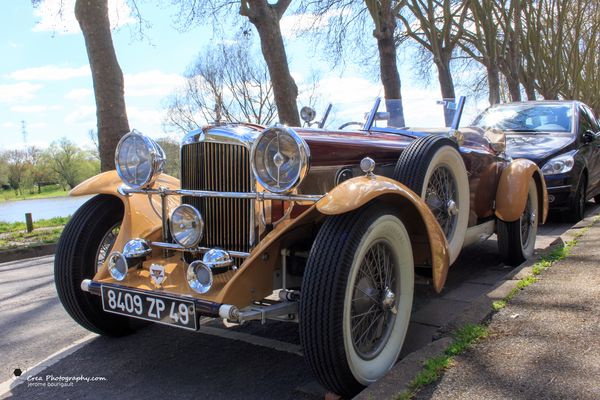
[[54, 194, 136, 336], [393, 135, 469, 264], [594, 194, 600, 204], [563, 176, 586, 223], [497, 178, 539, 266], [299, 206, 414, 398]]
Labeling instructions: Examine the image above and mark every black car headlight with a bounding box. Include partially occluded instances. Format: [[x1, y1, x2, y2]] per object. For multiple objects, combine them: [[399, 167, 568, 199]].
[[115, 130, 166, 189], [251, 125, 310, 193], [541, 153, 575, 175]]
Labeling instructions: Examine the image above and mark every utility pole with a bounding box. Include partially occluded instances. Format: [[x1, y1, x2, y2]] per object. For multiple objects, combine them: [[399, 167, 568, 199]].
[[21, 120, 27, 143]]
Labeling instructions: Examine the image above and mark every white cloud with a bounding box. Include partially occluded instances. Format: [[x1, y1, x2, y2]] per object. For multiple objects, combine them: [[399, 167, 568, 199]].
[[126, 107, 165, 136], [0, 82, 43, 103], [9, 104, 62, 113], [32, 0, 135, 34], [124, 70, 185, 98], [65, 88, 93, 101], [281, 9, 348, 38], [9, 65, 90, 81], [65, 105, 96, 125]]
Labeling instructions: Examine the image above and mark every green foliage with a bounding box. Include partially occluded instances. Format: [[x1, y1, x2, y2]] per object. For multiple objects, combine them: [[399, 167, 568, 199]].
[[397, 324, 489, 400], [155, 137, 180, 178], [0, 216, 70, 234]]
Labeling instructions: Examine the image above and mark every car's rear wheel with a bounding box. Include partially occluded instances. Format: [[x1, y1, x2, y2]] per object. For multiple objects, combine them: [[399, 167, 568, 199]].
[[497, 178, 539, 266], [393, 135, 469, 265], [563, 175, 586, 223], [299, 206, 414, 398], [55, 194, 137, 336]]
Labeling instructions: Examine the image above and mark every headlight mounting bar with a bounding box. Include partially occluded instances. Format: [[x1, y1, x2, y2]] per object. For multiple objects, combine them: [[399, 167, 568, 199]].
[[118, 186, 324, 203]]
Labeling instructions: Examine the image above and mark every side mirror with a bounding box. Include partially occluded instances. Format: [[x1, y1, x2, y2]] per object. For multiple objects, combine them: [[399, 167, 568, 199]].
[[300, 106, 316, 124], [484, 128, 506, 153], [583, 130, 595, 144]]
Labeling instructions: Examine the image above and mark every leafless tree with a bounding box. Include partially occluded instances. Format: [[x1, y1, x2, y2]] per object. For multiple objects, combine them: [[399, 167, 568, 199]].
[[300, 0, 406, 126], [164, 40, 277, 133], [171, 0, 300, 126], [397, 0, 470, 125]]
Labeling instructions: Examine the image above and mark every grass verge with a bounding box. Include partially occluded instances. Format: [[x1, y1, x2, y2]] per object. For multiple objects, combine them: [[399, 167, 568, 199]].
[[0, 216, 70, 250], [396, 324, 489, 400], [492, 216, 599, 311]]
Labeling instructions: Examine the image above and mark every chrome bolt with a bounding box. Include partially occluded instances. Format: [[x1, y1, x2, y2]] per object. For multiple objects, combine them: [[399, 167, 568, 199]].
[[447, 200, 459, 216]]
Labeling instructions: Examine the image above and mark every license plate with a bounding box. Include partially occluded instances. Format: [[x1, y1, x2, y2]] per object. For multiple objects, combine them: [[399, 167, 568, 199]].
[[101, 285, 197, 331]]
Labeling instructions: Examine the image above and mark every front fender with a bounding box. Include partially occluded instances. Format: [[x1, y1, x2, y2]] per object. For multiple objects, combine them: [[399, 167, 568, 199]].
[[221, 176, 450, 303], [495, 159, 548, 223], [70, 171, 180, 281], [318, 176, 450, 292]]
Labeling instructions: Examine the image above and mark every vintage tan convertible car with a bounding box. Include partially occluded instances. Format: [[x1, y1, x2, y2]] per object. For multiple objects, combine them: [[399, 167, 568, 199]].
[[55, 97, 547, 397]]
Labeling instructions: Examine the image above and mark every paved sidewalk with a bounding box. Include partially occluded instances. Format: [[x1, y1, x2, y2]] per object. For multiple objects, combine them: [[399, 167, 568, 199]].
[[416, 223, 600, 400]]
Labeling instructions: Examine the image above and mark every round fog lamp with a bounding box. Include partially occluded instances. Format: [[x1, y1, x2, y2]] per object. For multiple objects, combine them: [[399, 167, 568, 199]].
[[170, 205, 203, 248], [108, 252, 128, 281], [187, 261, 213, 294]]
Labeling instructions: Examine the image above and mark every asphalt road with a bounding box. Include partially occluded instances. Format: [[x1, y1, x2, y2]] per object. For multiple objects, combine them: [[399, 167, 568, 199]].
[[0, 204, 597, 400]]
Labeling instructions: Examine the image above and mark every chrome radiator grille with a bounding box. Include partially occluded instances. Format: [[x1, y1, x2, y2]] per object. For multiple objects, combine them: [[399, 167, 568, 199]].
[[180, 142, 253, 253]]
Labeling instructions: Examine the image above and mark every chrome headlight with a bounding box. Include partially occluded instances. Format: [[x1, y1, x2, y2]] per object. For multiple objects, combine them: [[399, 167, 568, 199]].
[[541, 153, 575, 175], [251, 125, 310, 193], [115, 130, 166, 189], [170, 205, 203, 248]]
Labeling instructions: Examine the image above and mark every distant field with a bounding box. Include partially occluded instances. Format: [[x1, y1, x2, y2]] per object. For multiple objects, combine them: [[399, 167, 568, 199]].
[[0, 184, 69, 202]]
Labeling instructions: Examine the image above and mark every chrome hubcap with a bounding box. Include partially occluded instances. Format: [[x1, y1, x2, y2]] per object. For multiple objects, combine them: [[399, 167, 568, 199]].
[[351, 241, 397, 360]]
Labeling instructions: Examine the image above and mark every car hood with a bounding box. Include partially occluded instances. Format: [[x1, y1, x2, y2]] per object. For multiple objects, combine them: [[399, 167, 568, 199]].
[[505, 134, 575, 163]]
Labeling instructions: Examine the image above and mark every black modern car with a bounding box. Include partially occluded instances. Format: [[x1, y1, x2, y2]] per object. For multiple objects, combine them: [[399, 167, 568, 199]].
[[473, 100, 600, 222]]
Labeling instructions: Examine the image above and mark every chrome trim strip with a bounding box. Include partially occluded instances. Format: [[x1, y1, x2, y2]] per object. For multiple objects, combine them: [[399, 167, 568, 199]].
[[547, 185, 572, 191], [121, 186, 323, 202], [151, 242, 251, 258]]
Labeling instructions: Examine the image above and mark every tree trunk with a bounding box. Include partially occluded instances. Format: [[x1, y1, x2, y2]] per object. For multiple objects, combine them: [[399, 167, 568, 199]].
[[487, 63, 501, 105], [75, 0, 129, 172], [435, 59, 456, 127], [374, 6, 405, 127], [506, 74, 521, 102], [245, 1, 300, 126]]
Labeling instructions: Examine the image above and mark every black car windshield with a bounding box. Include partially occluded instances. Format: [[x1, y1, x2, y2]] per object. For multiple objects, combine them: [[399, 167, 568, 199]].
[[472, 104, 573, 134]]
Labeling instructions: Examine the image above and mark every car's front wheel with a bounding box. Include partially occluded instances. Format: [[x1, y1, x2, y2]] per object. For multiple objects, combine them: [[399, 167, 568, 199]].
[[497, 178, 539, 266], [299, 206, 414, 397], [55, 194, 137, 336], [563, 175, 586, 223]]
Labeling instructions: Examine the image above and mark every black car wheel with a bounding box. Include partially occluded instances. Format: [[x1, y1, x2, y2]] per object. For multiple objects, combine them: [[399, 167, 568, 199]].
[[497, 178, 539, 266], [55, 194, 138, 336], [299, 206, 414, 398], [563, 176, 586, 223]]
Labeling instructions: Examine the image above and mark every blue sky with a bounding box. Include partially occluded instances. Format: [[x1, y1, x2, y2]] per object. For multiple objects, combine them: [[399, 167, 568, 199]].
[[0, 0, 486, 152]]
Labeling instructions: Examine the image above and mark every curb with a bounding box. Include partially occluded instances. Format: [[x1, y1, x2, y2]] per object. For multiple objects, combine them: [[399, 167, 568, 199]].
[[354, 212, 600, 400], [0, 243, 56, 263]]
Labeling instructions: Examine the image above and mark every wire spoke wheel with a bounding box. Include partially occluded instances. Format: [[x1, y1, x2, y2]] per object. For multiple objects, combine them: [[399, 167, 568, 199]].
[[351, 241, 397, 360], [425, 166, 458, 238], [520, 196, 534, 248], [94, 223, 120, 272]]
